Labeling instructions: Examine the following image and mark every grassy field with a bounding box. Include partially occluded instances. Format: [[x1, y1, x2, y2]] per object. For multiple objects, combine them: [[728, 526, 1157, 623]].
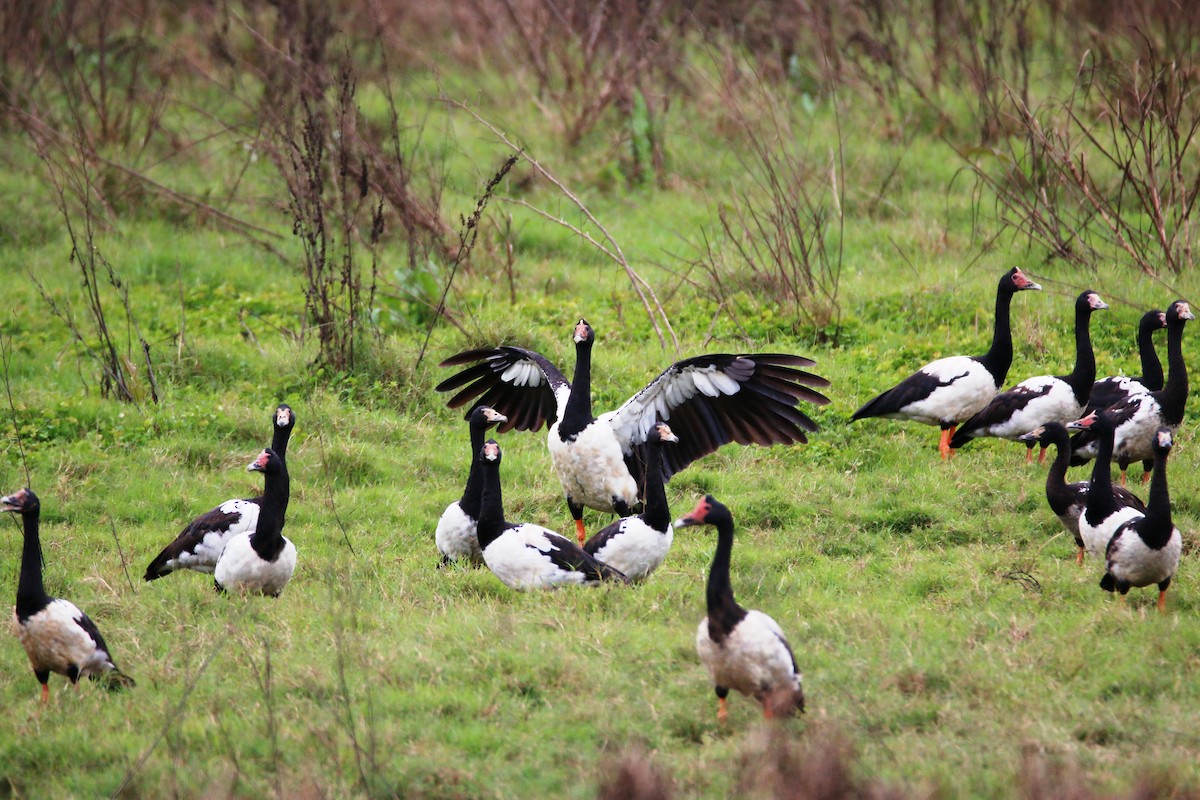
[[2, 5, 1200, 798]]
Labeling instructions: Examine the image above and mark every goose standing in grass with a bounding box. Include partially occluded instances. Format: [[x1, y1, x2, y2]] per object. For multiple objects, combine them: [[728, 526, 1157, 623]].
[[675, 495, 804, 722], [1070, 300, 1194, 484], [213, 449, 296, 597], [950, 290, 1107, 461], [1100, 428, 1182, 612], [2, 488, 135, 701], [435, 405, 508, 566], [438, 319, 830, 543], [1082, 309, 1167, 416], [1066, 411, 1146, 559], [475, 439, 629, 589], [1017, 422, 1145, 565], [145, 403, 295, 580], [850, 267, 1042, 459], [583, 422, 678, 582]]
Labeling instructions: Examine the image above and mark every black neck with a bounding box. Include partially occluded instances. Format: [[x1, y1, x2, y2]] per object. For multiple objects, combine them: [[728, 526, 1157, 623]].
[[705, 512, 746, 641], [559, 341, 594, 438], [1063, 303, 1097, 402], [1043, 429, 1074, 515], [271, 424, 293, 463], [1138, 322, 1165, 391], [250, 464, 290, 561], [640, 442, 671, 533], [16, 509, 51, 620], [1157, 319, 1189, 422], [458, 418, 490, 519], [979, 286, 1016, 386], [1139, 445, 1174, 547], [1085, 425, 1118, 522], [476, 457, 507, 549]]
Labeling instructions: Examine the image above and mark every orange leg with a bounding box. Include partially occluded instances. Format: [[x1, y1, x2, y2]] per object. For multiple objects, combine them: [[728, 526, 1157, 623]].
[[40, 683, 49, 703], [574, 519, 587, 545], [939, 425, 957, 460], [1118, 470, 1128, 487], [1157, 590, 1168, 613], [717, 697, 728, 723], [1038, 446, 1048, 465], [1075, 547, 1085, 566], [1024, 447, 1033, 464], [1141, 471, 1152, 485], [762, 703, 774, 721]]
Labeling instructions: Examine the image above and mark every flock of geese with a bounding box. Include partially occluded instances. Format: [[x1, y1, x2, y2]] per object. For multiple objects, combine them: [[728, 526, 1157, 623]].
[[2, 267, 1190, 723]]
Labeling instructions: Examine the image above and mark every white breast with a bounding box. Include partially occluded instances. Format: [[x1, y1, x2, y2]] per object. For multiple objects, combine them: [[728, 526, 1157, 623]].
[[14, 600, 110, 678], [482, 525, 588, 590], [1107, 527, 1182, 589], [548, 420, 638, 513], [1080, 506, 1144, 558], [896, 357, 997, 425], [214, 536, 298, 596], [590, 518, 672, 583], [695, 610, 800, 702], [435, 502, 483, 565]]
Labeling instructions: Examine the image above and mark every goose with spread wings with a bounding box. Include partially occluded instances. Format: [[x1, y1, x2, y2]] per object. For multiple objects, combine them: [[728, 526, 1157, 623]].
[[437, 319, 830, 542]]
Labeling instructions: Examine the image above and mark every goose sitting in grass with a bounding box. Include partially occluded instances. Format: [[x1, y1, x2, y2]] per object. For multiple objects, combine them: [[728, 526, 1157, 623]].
[[213, 449, 296, 597], [583, 422, 678, 582], [145, 403, 296, 580], [436, 405, 508, 566], [2, 488, 135, 702], [1017, 422, 1145, 565], [475, 439, 629, 590], [438, 318, 830, 543], [675, 495, 804, 722], [1100, 428, 1182, 612]]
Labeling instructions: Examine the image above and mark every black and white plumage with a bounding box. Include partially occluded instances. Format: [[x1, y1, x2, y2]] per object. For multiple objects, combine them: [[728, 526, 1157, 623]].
[[213, 449, 296, 597], [435, 405, 508, 566], [1066, 411, 1146, 559], [950, 290, 1107, 459], [1070, 300, 1194, 484], [1082, 309, 1167, 417], [475, 439, 629, 590], [2, 488, 135, 702], [850, 267, 1042, 459], [1100, 428, 1182, 612], [144, 403, 295, 580], [437, 319, 830, 543], [675, 495, 803, 722], [583, 422, 678, 582], [1017, 422, 1145, 565]]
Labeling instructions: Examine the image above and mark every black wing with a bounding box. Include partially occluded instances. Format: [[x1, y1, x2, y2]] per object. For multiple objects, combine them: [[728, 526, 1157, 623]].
[[436, 346, 568, 432], [538, 532, 630, 583], [143, 501, 256, 581], [581, 518, 627, 557], [950, 382, 1054, 446], [850, 362, 976, 422], [1083, 376, 1149, 417], [1069, 394, 1152, 462], [608, 353, 830, 487]]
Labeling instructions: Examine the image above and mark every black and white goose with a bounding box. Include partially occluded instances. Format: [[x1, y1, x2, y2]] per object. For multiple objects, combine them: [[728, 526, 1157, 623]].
[[435, 405, 508, 566], [1065, 411, 1146, 559], [1082, 309, 1167, 416], [1100, 428, 1182, 612], [213, 449, 296, 597], [582, 422, 678, 583], [438, 319, 830, 543], [475, 439, 629, 590], [675, 495, 804, 722], [1017, 422, 1145, 565], [145, 403, 295, 580], [850, 267, 1042, 459], [1070, 300, 1194, 484], [950, 290, 1107, 459], [2, 488, 135, 701]]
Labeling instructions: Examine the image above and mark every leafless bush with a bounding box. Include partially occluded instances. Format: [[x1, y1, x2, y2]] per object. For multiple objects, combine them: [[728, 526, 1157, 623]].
[[597, 749, 674, 800], [472, 0, 684, 186], [959, 42, 1200, 276], [691, 63, 845, 343]]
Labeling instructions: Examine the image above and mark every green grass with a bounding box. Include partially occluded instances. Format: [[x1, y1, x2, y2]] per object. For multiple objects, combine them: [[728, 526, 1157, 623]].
[[2, 18, 1200, 800]]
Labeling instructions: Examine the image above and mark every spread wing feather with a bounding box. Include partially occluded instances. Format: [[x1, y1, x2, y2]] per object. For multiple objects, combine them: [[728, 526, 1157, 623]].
[[436, 346, 568, 431]]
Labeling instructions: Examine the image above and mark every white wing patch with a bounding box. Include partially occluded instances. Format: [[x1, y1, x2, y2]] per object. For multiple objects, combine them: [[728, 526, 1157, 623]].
[[501, 360, 545, 387]]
